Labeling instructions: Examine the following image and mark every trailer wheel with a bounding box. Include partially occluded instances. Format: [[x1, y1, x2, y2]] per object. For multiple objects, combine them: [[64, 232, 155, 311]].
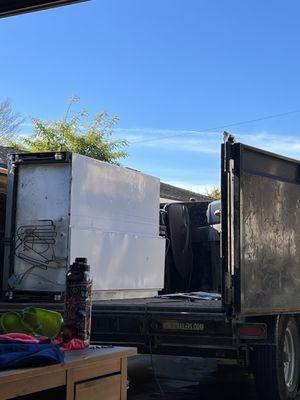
[[253, 316, 299, 400]]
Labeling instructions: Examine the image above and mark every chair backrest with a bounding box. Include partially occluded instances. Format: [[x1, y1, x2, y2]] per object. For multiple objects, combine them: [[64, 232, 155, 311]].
[[206, 200, 221, 233], [166, 203, 193, 281], [190, 200, 221, 292]]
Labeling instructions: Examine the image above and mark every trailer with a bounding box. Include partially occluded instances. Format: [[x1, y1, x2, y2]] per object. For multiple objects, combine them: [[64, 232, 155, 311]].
[[85, 141, 300, 400], [2, 141, 300, 400]]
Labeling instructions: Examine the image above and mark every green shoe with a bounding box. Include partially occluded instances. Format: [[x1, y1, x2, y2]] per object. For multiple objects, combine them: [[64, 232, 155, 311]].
[[0, 311, 34, 334], [23, 307, 63, 339]]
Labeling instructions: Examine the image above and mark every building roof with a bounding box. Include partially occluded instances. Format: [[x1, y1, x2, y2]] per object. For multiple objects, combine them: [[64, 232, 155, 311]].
[[160, 182, 212, 202]]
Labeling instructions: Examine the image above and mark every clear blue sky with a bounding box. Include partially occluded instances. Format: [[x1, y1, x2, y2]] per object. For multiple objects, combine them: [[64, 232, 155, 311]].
[[2, 0, 300, 193]]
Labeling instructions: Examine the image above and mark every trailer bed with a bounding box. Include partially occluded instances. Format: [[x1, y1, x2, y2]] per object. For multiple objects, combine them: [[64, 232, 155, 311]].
[[0, 296, 235, 359], [90, 296, 234, 359], [0, 296, 222, 314], [91, 296, 223, 313]]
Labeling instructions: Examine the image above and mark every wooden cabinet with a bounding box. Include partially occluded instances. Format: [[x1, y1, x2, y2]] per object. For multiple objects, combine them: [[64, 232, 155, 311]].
[[75, 374, 121, 400], [0, 347, 137, 400]]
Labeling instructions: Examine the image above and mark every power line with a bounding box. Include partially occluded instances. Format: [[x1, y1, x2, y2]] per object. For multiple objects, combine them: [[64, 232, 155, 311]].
[[131, 108, 300, 145]]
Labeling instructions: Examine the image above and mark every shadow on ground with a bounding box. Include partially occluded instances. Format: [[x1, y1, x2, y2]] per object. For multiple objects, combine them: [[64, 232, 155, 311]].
[[128, 355, 257, 400]]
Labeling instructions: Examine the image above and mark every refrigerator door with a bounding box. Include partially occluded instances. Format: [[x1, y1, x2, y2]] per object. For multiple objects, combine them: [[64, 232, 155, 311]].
[[12, 163, 71, 291]]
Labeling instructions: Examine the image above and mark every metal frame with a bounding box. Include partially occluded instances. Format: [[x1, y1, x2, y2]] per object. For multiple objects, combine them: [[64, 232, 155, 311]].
[[221, 142, 234, 315], [2, 152, 72, 299], [11, 151, 72, 165], [228, 142, 300, 317], [2, 155, 18, 296]]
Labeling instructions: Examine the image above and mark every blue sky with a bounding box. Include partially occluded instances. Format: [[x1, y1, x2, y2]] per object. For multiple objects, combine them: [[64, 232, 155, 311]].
[[2, 0, 300, 193]]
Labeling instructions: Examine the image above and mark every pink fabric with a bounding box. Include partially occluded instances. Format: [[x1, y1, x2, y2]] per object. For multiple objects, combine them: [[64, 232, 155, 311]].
[[53, 336, 85, 351], [0, 333, 85, 351], [0, 333, 40, 343]]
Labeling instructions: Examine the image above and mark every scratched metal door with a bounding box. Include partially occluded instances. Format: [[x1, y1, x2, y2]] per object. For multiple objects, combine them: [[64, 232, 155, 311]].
[[223, 142, 300, 316]]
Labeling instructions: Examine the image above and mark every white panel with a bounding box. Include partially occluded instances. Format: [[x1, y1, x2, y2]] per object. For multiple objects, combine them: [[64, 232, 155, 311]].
[[70, 154, 160, 236], [12, 153, 165, 296], [13, 163, 70, 291], [70, 228, 165, 291]]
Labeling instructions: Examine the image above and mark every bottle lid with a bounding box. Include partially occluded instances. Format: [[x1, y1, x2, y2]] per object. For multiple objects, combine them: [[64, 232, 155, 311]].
[[75, 257, 87, 264], [72, 257, 90, 271]]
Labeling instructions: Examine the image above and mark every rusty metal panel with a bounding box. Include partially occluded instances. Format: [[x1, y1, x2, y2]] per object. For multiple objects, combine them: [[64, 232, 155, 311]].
[[236, 144, 300, 315]]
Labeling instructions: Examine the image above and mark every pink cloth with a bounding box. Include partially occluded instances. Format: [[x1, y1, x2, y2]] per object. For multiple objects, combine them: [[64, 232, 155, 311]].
[[0, 333, 41, 343], [53, 336, 85, 351], [0, 333, 85, 351]]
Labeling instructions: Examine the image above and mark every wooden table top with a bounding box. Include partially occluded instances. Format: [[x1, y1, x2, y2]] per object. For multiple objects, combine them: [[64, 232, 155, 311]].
[[0, 346, 137, 383]]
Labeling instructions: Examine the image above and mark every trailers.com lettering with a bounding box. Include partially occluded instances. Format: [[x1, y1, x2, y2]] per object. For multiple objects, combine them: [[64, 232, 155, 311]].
[[162, 321, 204, 331]]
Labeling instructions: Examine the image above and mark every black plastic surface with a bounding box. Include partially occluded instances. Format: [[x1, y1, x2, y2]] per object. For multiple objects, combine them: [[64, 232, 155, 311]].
[[0, 0, 87, 18]]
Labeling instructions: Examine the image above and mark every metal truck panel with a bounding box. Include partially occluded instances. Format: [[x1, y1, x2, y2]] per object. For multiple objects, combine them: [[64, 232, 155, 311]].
[[70, 153, 160, 237], [69, 154, 165, 294], [226, 143, 300, 316], [70, 228, 165, 293]]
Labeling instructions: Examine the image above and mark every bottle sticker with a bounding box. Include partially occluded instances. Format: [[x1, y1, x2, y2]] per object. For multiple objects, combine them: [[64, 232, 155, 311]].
[[65, 282, 92, 343]]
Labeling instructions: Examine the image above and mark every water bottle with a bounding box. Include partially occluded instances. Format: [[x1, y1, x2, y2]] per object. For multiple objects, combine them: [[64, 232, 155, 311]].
[[64, 257, 93, 346]]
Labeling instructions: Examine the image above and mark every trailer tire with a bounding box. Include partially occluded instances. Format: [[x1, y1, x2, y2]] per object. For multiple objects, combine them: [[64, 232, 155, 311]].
[[253, 316, 299, 400]]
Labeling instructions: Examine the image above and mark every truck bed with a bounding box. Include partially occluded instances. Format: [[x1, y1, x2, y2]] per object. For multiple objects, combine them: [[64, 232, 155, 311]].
[[0, 296, 223, 314], [90, 296, 234, 359], [91, 296, 223, 314], [0, 296, 236, 359]]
